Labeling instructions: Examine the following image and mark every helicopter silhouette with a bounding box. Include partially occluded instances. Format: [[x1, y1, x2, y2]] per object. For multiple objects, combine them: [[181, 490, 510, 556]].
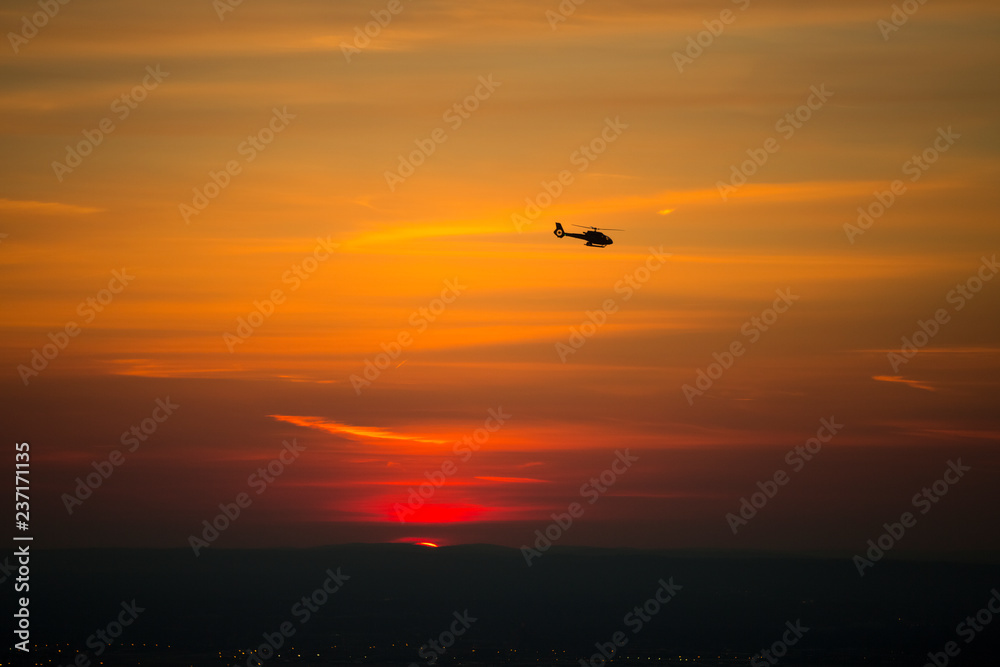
[[553, 222, 622, 248]]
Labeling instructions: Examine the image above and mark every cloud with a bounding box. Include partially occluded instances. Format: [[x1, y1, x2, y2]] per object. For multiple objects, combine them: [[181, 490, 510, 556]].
[[911, 428, 1000, 441], [872, 375, 936, 391], [269, 415, 447, 444], [0, 199, 104, 215]]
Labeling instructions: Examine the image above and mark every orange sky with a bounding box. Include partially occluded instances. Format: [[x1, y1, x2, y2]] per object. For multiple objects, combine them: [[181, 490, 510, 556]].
[[2, 0, 998, 553]]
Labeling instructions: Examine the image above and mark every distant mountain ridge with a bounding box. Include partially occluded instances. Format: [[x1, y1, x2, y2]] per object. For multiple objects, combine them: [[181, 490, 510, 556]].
[[9, 544, 999, 666]]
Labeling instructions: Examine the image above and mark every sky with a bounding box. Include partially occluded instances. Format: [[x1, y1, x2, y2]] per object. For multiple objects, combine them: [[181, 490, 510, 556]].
[[2, 0, 999, 555]]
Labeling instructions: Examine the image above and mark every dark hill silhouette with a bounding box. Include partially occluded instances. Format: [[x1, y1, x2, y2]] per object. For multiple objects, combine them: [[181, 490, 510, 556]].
[[9, 544, 999, 665]]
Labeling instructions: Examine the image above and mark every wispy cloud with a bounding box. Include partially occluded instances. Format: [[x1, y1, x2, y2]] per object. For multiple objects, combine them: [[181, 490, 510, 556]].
[[0, 199, 104, 215], [873, 375, 936, 391], [270, 415, 447, 444]]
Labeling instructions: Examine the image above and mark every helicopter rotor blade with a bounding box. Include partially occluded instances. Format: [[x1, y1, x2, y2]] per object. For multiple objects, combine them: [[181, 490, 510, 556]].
[[570, 224, 625, 231]]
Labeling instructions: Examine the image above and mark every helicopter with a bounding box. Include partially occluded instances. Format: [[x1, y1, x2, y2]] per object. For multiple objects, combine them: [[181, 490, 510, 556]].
[[553, 222, 622, 248]]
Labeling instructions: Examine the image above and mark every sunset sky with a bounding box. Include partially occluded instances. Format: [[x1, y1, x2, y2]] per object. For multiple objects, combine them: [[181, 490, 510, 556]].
[[2, 0, 998, 555]]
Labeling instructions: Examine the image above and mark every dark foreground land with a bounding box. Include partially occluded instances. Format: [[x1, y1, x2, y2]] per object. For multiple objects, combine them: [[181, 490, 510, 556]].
[[4, 545, 999, 666]]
